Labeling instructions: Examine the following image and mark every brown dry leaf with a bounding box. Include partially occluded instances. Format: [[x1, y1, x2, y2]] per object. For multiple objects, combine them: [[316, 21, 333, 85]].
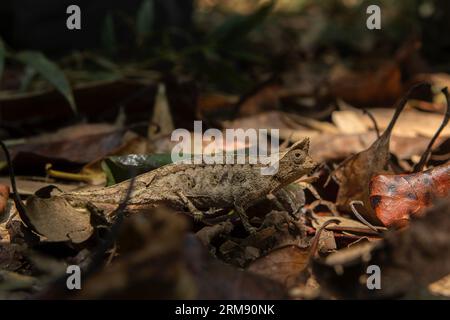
[[334, 107, 450, 138], [26, 123, 120, 144], [8, 129, 139, 174], [332, 109, 369, 134], [24, 195, 93, 243], [311, 215, 382, 235], [198, 93, 238, 115], [332, 83, 429, 223], [429, 274, 450, 298], [247, 245, 309, 288], [310, 132, 444, 162], [0, 177, 79, 196], [222, 110, 334, 142], [330, 62, 402, 107], [237, 83, 282, 117]]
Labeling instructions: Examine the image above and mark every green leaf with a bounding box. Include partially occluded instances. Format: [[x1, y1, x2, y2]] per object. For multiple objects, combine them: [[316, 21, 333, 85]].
[[101, 13, 118, 56], [16, 51, 76, 113], [102, 154, 173, 185], [208, 0, 275, 46], [136, 0, 155, 44], [0, 38, 5, 83]]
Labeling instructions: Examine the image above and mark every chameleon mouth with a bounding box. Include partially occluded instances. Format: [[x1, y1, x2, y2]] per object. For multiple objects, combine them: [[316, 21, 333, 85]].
[[303, 157, 318, 172]]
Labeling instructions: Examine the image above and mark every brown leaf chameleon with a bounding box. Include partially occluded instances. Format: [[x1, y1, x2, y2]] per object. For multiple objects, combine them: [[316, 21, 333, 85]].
[[61, 138, 316, 233]]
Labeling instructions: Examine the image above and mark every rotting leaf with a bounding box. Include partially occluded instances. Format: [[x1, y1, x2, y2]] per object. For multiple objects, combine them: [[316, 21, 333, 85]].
[[332, 82, 430, 223], [369, 162, 450, 228], [24, 194, 93, 243]]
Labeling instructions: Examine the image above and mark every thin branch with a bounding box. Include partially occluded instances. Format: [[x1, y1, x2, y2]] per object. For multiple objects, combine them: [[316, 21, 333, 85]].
[[362, 108, 380, 138], [413, 87, 450, 172], [0, 140, 36, 232]]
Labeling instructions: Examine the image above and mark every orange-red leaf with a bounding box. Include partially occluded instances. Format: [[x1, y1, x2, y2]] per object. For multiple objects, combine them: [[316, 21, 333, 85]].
[[369, 162, 450, 228], [0, 184, 10, 216]]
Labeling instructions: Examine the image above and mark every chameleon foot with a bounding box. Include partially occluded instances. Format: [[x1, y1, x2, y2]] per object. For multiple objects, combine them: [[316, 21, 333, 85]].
[[193, 211, 204, 221], [234, 204, 257, 234], [176, 191, 204, 221]]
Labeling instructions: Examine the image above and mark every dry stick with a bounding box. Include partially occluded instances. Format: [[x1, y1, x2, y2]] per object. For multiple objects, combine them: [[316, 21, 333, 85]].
[[413, 87, 450, 173], [362, 108, 381, 138], [0, 140, 36, 232], [380, 83, 429, 142]]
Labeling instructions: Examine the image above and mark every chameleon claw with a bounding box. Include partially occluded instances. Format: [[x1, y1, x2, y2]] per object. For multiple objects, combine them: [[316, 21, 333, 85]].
[[247, 225, 257, 235], [193, 211, 204, 221]]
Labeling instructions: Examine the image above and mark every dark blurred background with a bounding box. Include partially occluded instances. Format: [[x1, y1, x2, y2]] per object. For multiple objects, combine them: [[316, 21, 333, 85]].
[[0, 0, 194, 54], [0, 0, 449, 135]]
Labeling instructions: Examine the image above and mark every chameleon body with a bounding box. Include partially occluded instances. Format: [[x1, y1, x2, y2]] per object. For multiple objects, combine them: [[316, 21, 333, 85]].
[[63, 138, 316, 232]]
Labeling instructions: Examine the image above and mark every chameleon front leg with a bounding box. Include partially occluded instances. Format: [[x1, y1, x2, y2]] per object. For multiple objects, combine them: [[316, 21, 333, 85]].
[[234, 203, 256, 234], [176, 191, 204, 221]]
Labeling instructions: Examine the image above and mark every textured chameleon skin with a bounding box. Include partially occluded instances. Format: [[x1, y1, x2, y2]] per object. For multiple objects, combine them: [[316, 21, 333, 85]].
[[64, 138, 316, 214]]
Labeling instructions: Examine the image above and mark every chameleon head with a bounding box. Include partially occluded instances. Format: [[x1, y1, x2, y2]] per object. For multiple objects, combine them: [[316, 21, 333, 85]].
[[270, 138, 317, 187]]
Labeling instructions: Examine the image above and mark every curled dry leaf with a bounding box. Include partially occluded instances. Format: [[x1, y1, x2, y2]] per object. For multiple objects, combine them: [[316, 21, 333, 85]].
[[24, 195, 93, 243], [247, 245, 309, 288], [370, 162, 450, 228], [333, 83, 429, 223]]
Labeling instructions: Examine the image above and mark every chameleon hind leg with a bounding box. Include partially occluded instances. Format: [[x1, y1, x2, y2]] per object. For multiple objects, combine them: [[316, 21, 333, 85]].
[[176, 191, 204, 221], [234, 203, 256, 234]]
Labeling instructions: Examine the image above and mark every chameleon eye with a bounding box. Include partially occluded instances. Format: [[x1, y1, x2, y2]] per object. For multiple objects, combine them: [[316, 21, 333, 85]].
[[292, 150, 303, 164]]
